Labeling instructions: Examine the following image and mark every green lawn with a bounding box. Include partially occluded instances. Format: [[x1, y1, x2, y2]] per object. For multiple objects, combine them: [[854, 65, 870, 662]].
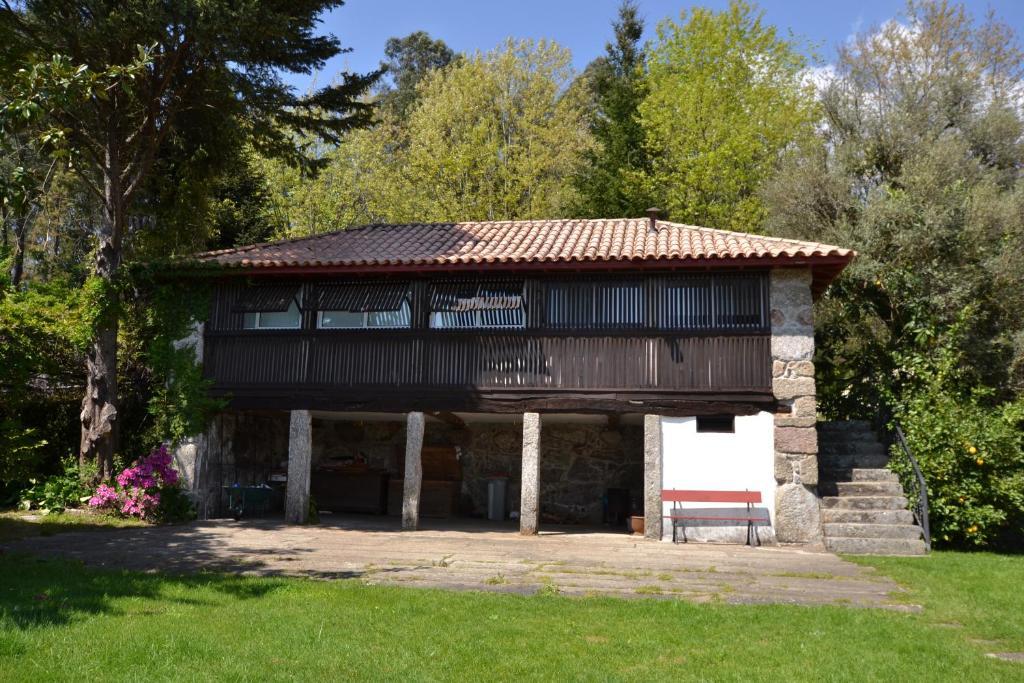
[[0, 510, 144, 543], [0, 550, 1021, 681]]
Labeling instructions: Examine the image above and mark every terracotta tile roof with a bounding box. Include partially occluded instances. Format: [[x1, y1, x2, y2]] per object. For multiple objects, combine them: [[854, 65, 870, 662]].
[[192, 219, 854, 274]]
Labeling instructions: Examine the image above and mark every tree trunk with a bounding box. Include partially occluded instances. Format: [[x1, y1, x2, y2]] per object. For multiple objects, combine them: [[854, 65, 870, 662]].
[[80, 132, 125, 481], [9, 218, 26, 287], [79, 232, 120, 481]]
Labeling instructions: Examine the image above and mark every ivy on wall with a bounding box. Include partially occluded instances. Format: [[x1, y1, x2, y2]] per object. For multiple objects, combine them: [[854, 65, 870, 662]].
[[125, 265, 226, 449]]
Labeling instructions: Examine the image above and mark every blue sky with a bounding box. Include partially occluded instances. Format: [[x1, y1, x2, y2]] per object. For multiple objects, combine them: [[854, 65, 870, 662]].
[[287, 0, 1024, 90]]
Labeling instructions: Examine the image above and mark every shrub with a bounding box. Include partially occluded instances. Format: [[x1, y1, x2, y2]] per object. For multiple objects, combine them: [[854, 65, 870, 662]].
[[19, 457, 92, 514], [895, 389, 1024, 549], [88, 445, 195, 523]]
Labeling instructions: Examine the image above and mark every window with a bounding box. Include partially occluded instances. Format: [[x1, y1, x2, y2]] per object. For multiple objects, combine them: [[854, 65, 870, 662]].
[[237, 286, 302, 330], [315, 282, 412, 329], [660, 276, 713, 329], [696, 415, 735, 433], [429, 281, 525, 329], [655, 274, 768, 331], [243, 297, 301, 329], [545, 280, 646, 329], [713, 274, 767, 329], [319, 300, 411, 329]]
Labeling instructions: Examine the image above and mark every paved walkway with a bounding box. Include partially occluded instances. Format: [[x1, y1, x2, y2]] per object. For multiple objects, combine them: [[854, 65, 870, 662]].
[[4, 516, 910, 609]]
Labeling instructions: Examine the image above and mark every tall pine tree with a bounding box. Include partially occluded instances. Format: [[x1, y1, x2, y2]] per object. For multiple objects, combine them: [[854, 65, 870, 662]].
[[574, 1, 651, 218], [0, 0, 380, 479]]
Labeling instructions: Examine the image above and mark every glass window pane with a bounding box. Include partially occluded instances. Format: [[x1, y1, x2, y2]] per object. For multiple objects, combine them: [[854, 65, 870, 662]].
[[479, 307, 524, 328], [243, 312, 259, 329], [320, 310, 365, 328], [258, 299, 301, 328], [368, 301, 411, 328], [430, 310, 475, 328]]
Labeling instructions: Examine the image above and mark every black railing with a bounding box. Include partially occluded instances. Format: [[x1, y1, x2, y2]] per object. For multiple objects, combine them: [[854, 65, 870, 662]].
[[875, 407, 931, 551]]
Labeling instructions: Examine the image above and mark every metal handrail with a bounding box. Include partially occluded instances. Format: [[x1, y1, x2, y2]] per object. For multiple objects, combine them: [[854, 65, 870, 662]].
[[874, 405, 931, 552], [890, 422, 931, 551]]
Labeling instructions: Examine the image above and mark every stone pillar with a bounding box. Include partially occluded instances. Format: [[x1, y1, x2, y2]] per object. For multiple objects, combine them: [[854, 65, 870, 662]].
[[519, 412, 541, 535], [770, 268, 822, 542], [643, 414, 663, 540], [402, 411, 425, 530], [285, 410, 312, 524]]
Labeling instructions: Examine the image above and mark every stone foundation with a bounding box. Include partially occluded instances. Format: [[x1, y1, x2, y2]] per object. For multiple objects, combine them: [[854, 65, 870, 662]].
[[770, 268, 822, 543], [187, 413, 643, 524]]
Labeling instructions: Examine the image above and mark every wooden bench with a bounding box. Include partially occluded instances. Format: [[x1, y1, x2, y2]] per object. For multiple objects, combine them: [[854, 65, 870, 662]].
[[662, 489, 766, 546]]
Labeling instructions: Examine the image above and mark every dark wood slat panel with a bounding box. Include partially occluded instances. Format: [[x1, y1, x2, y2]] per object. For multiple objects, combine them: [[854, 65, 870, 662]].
[[204, 331, 770, 394]]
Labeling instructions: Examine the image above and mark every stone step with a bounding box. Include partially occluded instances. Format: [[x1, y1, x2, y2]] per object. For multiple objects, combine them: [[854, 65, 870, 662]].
[[820, 468, 898, 483], [831, 481, 906, 497], [822, 523, 923, 540], [820, 508, 916, 524], [847, 468, 899, 482], [824, 536, 927, 556], [817, 420, 872, 433], [819, 441, 887, 455], [817, 426, 877, 438], [821, 495, 909, 510], [819, 454, 891, 470]]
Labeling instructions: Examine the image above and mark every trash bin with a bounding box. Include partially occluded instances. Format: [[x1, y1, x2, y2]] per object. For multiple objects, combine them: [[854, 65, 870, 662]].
[[487, 477, 508, 521]]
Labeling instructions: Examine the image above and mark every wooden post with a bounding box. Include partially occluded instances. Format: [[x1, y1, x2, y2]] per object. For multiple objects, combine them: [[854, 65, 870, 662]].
[[402, 411, 425, 530]]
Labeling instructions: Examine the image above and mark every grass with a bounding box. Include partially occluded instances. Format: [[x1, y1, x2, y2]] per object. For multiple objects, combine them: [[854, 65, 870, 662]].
[[0, 510, 144, 543], [0, 551, 1021, 680], [852, 552, 1024, 653]]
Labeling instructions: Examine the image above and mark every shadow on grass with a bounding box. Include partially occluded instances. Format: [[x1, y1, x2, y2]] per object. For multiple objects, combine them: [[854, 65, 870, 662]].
[[0, 512, 145, 543], [0, 552, 291, 631]]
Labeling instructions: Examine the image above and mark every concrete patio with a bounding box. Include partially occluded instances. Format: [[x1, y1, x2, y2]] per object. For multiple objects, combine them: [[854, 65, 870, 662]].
[[4, 515, 912, 609]]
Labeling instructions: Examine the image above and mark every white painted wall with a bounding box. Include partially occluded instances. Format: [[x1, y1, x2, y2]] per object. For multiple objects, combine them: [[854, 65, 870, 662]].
[[660, 412, 776, 543]]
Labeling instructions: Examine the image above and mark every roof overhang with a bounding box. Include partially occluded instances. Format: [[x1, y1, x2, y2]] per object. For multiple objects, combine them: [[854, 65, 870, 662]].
[[178, 254, 854, 297]]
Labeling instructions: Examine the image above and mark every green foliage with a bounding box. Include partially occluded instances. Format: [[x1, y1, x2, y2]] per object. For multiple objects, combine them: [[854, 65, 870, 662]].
[[883, 315, 1024, 550], [895, 388, 1024, 549], [574, 1, 652, 217], [377, 31, 457, 119], [0, 280, 92, 487], [638, 0, 816, 229], [124, 269, 225, 447], [261, 39, 595, 233], [152, 485, 196, 524], [764, 2, 1024, 416], [0, 420, 47, 486], [18, 458, 92, 515]]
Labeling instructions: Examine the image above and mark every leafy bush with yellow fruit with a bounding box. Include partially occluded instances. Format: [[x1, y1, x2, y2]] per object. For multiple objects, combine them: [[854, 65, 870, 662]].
[[895, 388, 1024, 549]]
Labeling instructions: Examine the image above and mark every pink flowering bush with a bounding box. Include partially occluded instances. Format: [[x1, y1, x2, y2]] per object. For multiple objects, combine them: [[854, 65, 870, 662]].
[[89, 445, 192, 522]]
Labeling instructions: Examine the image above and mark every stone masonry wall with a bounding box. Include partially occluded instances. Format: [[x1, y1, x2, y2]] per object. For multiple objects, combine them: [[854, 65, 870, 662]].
[[770, 268, 822, 543], [200, 415, 642, 525]]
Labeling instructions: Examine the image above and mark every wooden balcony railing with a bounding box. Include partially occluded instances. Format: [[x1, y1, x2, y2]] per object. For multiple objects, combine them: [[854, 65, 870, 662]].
[[203, 330, 772, 396]]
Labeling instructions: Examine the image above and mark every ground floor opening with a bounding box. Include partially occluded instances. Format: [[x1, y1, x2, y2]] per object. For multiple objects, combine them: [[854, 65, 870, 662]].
[[187, 410, 648, 534]]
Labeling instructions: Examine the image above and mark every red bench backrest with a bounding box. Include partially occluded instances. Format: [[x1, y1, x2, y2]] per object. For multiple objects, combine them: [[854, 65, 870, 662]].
[[661, 489, 761, 504]]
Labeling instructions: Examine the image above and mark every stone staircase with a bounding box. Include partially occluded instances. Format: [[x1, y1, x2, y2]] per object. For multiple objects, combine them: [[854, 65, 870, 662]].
[[817, 421, 927, 555]]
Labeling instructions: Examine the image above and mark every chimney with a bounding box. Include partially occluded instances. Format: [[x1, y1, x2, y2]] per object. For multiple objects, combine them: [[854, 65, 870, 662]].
[[646, 207, 662, 230]]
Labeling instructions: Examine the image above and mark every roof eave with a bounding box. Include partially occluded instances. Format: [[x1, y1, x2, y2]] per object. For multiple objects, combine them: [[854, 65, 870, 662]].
[[194, 253, 853, 276]]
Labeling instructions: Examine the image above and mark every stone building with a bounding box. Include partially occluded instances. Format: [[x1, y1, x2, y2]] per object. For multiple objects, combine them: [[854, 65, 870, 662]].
[[172, 215, 855, 545]]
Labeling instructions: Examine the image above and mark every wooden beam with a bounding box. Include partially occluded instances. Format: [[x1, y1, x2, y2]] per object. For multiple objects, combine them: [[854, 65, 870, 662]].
[[216, 390, 775, 417], [427, 411, 467, 429]]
